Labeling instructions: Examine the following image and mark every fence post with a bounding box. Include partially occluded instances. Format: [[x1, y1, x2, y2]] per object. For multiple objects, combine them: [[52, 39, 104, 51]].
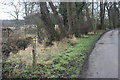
[[32, 36, 37, 67]]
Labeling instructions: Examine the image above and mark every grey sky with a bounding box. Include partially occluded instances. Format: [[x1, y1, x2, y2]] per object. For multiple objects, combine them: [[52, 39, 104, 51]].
[[0, 0, 24, 20], [0, 0, 119, 20]]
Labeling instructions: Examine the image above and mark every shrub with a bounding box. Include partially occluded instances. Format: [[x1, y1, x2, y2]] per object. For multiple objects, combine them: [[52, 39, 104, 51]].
[[16, 37, 32, 50], [2, 37, 32, 59], [2, 43, 11, 59]]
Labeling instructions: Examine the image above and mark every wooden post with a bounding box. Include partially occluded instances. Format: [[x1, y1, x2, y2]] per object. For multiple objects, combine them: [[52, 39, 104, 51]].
[[32, 36, 37, 67]]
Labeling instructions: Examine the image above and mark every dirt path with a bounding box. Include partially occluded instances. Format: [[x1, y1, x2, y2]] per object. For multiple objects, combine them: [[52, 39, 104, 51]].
[[79, 30, 118, 78]]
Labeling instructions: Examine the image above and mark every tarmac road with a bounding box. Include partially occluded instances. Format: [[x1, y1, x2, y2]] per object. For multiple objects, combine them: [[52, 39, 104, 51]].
[[80, 30, 119, 78]]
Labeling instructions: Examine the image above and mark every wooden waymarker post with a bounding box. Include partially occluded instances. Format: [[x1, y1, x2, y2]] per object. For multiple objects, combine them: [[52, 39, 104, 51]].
[[32, 36, 37, 67]]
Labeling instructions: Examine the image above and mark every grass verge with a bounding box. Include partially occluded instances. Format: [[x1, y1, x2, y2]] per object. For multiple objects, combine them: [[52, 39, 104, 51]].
[[3, 31, 105, 78]]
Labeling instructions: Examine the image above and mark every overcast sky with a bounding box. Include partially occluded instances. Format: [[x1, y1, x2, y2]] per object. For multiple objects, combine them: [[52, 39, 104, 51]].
[[0, 0, 24, 20], [0, 0, 25, 20], [0, 0, 60, 20], [0, 0, 118, 20], [0, 3, 16, 20], [0, 0, 61, 20]]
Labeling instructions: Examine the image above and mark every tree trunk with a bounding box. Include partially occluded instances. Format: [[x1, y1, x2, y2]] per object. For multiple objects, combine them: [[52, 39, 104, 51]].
[[100, 2, 105, 29], [92, 1, 96, 32], [71, 2, 80, 37], [16, 18, 19, 30], [109, 3, 118, 29], [113, 2, 117, 28], [39, 2, 60, 43], [24, 2, 27, 38], [49, 2, 66, 39], [107, 8, 112, 29], [85, 3, 92, 28], [66, 2, 72, 35]]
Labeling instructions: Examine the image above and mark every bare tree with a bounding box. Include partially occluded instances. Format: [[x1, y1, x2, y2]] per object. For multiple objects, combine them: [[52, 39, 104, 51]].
[[3, 0, 23, 29], [71, 2, 80, 37], [39, 2, 60, 44], [106, 2, 119, 29], [84, 3, 92, 28], [100, 2, 106, 29], [49, 2, 66, 38], [66, 2, 72, 35], [106, 2, 113, 29]]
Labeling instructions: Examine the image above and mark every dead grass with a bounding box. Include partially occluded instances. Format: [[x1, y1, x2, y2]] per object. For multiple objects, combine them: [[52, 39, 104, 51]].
[[6, 31, 103, 66], [7, 37, 78, 65]]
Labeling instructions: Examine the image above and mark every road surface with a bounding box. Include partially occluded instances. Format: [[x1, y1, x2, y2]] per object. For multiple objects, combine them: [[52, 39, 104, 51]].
[[80, 30, 118, 78]]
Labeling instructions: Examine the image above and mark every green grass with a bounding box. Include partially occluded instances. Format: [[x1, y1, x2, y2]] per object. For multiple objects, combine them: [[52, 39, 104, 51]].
[[3, 32, 103, 78], [47, 34, 101, 78]]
